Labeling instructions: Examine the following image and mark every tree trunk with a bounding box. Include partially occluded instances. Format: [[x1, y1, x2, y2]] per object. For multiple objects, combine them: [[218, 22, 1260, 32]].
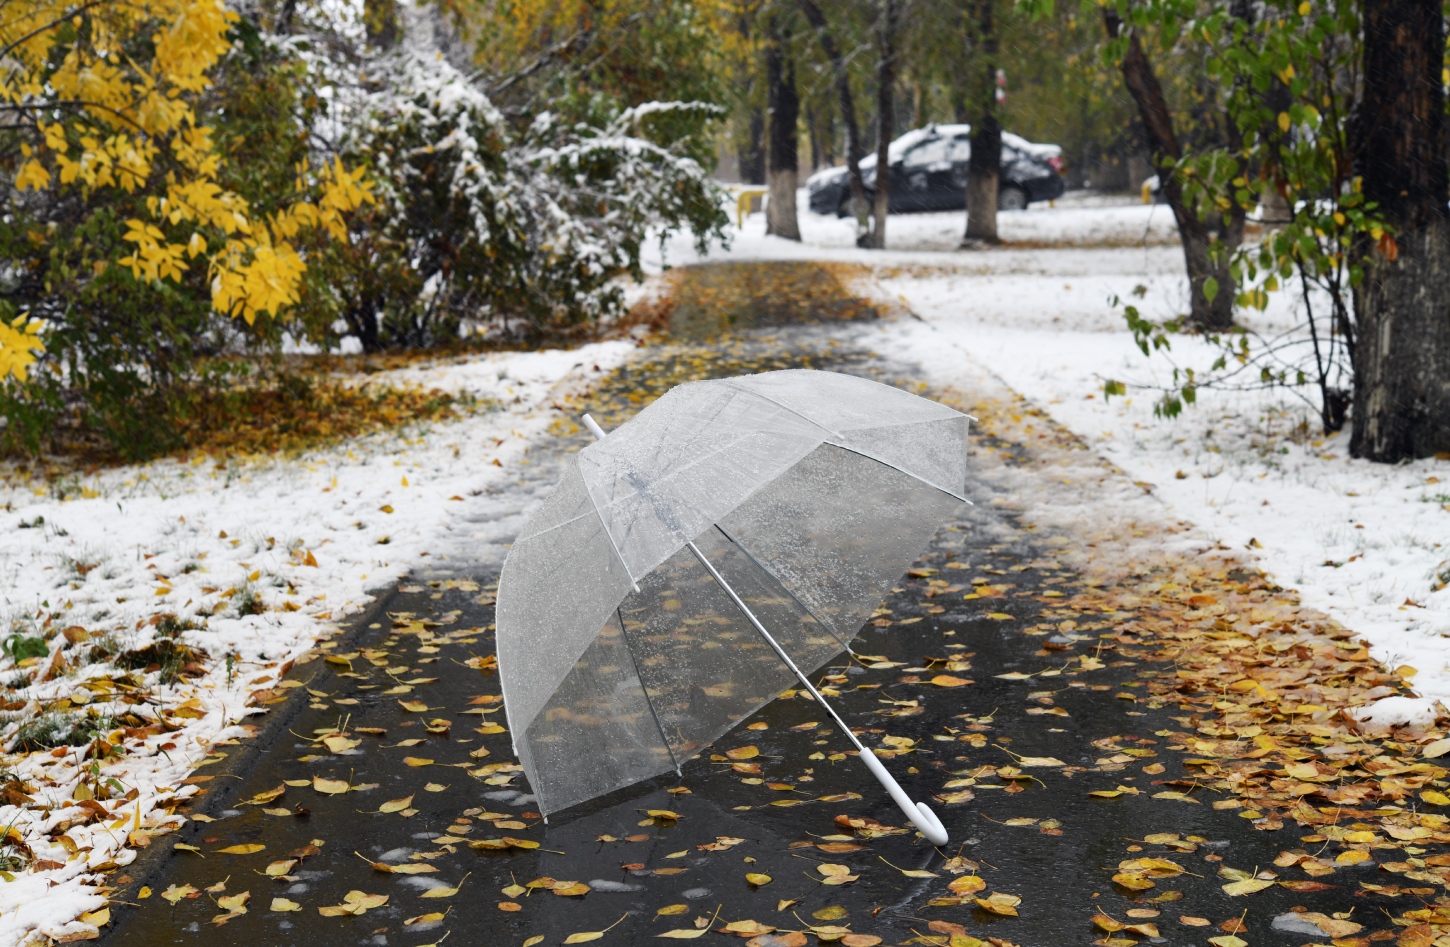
[[871, 0, 899, 249], [964, 0, 1000, 244], [1350, 0, 1450, 461], [798, 0, 870, 239], [765, 19, 801, 241], [739, 107, 767, 185], [1104, 10, 1234, 331]]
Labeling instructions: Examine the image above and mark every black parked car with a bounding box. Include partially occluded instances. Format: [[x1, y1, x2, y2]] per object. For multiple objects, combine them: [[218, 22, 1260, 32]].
[[806, 124, 1065, 216]]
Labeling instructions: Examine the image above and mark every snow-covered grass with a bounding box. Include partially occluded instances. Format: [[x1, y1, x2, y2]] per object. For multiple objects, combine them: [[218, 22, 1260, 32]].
[[0, 341, 633, 943], [650, 191, 1450, 708]]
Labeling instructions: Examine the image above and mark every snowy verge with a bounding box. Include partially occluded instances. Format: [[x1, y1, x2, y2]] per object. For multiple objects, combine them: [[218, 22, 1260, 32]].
[[0, 340, 634, 944], [870, 267, 1449, 706]]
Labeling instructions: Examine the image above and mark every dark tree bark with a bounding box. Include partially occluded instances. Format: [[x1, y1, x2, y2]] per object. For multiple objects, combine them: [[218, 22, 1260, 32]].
[[806, 104, 829, 168], [1104, 9, 1236, 331], [871, 0, 899, 249], [765, 16, 801, 241], [739, 107, 767, 184], [797, 0, 870, 239], [963, 0, 1001, 243], [1350, 0, 1450, 461]]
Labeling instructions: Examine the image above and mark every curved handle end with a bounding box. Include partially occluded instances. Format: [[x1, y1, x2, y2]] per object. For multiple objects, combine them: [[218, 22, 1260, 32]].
[[913, 802, 949, 847]]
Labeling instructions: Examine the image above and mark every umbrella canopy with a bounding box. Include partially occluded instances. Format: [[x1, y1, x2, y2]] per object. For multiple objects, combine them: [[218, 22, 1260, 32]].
[[496, 369, 970, 820]]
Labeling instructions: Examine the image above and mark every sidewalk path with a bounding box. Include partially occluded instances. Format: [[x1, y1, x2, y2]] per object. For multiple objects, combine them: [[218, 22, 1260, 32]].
[[100, 263, 1450, 947]]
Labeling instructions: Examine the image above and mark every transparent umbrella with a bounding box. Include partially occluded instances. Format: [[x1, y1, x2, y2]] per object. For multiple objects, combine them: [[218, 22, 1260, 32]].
[[496, 369, 970, 844]]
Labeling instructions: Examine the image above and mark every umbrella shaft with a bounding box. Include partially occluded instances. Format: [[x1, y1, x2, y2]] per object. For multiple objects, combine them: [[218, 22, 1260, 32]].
[[683, 540, 865, 754]]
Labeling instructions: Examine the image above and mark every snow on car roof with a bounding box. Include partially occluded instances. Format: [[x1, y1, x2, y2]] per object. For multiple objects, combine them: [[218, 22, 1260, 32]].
[[803, 124, 1059, 185]]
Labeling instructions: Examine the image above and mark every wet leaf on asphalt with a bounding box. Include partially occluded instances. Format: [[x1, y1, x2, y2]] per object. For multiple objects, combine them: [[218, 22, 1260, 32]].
[[725, 746, 759, 760], [745, 873, 772, 886], [270, 898, 301, 912], [161, 884, 196, 905], [238, 785, 285, 806], [379, 795, 413, 813], [420, 876, 467, 898], [1111, 872, 1155, 891], [216, 843, 264, 854], [947, 875, 986, 895], [879, 856, 936, 878], [313, 776, 349, 794], [318, 890, 388, 916], [563, 913, 628, 943], [264, 859, 297, 876], [216, 891, 249, 913], [360, 855, 437, 875], [816, 863, 858, 885], [973, 892, 1020, 916]]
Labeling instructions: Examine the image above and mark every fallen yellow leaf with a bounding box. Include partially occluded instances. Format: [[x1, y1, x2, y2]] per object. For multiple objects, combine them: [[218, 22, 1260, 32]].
[[216, 843, 265, 855]]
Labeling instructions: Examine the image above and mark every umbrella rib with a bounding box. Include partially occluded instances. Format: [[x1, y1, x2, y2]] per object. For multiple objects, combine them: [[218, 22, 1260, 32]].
[[578, 472, 642, 593], [616, 607, 683, 777], [710, 524, 851, 649], [717, 383, 971, 503]]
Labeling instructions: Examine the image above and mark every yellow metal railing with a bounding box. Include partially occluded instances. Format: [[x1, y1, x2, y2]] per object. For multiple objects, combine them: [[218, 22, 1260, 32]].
[[735, 188, 768, 228]]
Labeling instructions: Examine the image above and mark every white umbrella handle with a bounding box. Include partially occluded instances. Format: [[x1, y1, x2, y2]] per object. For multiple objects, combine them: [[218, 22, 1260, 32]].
[[691, 539, 950, 846], [859, 747, 948, 844]]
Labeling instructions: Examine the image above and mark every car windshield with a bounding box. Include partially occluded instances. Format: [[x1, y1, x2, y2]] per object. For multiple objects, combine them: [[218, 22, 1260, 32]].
[[859, 128, 936, 171], [826, 127, 1055, 174], [903, 139, 951, 168]]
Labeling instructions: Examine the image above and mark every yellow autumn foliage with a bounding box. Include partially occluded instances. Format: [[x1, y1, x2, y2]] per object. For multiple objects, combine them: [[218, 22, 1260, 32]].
[[0, 0, 373, 379], [0, 317, 45, 383]]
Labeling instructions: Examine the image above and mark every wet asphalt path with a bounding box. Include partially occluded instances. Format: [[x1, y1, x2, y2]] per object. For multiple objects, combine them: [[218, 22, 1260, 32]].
[[101, 264, 1358, 947]]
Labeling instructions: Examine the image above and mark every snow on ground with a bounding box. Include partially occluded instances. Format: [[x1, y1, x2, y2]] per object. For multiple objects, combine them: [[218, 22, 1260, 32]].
[[653, 191, 1450, 708], [0, 340, 633, 943]]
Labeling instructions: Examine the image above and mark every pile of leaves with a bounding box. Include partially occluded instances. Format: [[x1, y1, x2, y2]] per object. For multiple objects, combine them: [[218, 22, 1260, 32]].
[[169, 371, 468, 460], [1057, 566, 1450, 945], [11, 367, 470, 465], [617, 261, 882, 341]]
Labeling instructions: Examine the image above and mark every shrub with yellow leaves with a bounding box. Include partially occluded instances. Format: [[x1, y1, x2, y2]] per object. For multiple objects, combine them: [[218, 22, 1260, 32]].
[[4, 0, 370, 338], [0, 0, 372, 457]]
